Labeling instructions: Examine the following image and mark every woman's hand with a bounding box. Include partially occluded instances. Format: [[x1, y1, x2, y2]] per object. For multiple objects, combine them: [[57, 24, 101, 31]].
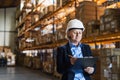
[[84, 67, 94, 74], [68, 55, 77, 65]]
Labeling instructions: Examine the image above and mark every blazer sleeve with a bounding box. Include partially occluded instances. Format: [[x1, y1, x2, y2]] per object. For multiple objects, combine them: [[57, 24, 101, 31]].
[[56, 46, 71, 74], [88, 45, 96, 74], [56, 46, 65, 74], [82, 44, 96, 75]]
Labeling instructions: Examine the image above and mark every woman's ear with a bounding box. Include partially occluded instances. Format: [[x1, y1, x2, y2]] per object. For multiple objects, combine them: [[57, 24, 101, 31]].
[[65, 34, 71, 40], [66, 31, 71, 39], [68, 35, 71, 39]]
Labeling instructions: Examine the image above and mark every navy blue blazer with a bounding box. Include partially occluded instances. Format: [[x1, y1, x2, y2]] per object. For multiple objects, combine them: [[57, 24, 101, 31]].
[[56, 42, 96, 80]]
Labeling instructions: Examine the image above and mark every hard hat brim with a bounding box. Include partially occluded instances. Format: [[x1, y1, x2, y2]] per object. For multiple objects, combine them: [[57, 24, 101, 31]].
[[68, 28, 84, 31]]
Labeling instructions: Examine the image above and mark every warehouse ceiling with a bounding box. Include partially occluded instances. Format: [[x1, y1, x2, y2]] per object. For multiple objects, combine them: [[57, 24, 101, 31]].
[[0, 0, 20, 8]]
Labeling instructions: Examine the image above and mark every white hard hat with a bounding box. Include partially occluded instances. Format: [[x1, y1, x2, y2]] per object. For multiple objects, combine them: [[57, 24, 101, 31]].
[[66, 19, 85, 33]]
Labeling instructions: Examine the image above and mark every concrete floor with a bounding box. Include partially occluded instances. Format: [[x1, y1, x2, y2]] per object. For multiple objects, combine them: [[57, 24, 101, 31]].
[[0, 67, 60, 80]]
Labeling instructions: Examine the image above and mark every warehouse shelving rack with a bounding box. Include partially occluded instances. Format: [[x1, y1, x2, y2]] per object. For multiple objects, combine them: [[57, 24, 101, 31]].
[[16, 0, 120, 50]]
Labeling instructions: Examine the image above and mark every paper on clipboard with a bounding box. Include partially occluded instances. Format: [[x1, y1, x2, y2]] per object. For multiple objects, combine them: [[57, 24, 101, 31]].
[[72, 57, 98, 69]]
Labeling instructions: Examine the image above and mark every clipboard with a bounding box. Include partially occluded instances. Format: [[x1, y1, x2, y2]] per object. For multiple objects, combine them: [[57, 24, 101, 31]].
[[72, 57, 98, 69]]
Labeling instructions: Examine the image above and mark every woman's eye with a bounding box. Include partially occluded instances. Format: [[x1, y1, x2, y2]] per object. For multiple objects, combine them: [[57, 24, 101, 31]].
[[73, 32, 81, 34], [78, 32, 81, 34]]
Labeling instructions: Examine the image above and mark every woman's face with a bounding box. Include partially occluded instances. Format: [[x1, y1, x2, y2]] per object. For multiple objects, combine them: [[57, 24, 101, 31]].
[[67, 29, 83, 43]]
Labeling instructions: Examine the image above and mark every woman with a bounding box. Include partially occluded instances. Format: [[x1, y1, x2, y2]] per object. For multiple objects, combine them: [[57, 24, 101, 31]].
[[56, 19, 96, 80]]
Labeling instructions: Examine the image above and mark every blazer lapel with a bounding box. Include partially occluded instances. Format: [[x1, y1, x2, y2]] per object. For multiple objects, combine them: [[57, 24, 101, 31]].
[[65, 42, 72, 56]]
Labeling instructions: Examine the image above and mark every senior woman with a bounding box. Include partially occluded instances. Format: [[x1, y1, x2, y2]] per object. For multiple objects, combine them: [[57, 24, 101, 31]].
[[56, 19, 96, 80]]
